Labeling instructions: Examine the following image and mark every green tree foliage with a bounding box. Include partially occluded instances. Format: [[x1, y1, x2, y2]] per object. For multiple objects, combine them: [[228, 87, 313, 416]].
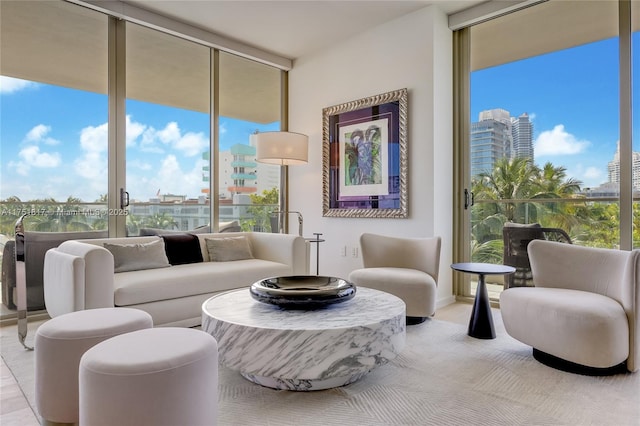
[[470, 157, 600, 261], [139, 212, 178, 230], [242, 188, 279, 232], [0, 196, 96, 235]]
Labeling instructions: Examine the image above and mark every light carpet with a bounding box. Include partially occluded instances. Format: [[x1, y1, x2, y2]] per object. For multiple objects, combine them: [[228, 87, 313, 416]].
[[2, 318, 639, 425]]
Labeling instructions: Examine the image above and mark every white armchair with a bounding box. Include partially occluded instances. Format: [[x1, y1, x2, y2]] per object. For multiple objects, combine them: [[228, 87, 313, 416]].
[[348, 233, 441, 325], [500, 240, 639, 373]]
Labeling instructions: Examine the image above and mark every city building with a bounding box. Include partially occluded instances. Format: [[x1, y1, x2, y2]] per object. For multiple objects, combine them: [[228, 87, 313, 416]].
[[511, 112, 534, 161], [471, 109, 534, 177], [608, 142, 640, 190]]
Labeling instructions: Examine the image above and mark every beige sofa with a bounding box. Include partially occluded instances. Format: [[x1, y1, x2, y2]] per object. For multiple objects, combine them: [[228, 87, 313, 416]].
[[43, 232, 309, 327]]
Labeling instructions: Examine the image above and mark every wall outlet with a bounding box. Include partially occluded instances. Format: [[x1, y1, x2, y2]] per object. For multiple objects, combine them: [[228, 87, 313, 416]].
[[340, 246, 347, 257], [351, 247, 359, 258]]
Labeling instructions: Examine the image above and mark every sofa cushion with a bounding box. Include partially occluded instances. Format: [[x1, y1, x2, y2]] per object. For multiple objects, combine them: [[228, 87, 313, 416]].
[[104, 239, 170, 273], [113, 259, 292, 306], [205, 236, 253, 262], [161, 234, 203, 265]]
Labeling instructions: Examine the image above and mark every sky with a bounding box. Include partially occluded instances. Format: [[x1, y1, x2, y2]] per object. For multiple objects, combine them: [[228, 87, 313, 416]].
[[1, 33, 639, 202], [0, 77, 279, 202], [472, 34, 640, 189]]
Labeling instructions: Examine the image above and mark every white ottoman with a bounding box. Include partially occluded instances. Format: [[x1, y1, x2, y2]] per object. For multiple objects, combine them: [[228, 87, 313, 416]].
[[35, 307, 153, 425], [79, 327, 218, 426]]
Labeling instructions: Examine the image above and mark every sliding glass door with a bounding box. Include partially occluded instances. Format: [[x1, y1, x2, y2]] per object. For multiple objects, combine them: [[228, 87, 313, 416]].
[[457, 0, 633, 301]]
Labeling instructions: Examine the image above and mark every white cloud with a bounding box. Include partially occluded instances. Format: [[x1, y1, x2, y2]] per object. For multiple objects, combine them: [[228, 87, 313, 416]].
[[565, 164, 606, 189], [75, 151, 106, 180], [175, 131, 208, 157], [534, 124, 590, 156], [0, 76, 37, 94], [80, 122, 108, 153], [76, 122, 108, 182], [135, 121, 207, 157], [26, 124, 50, 142], [20, 145, 61, 168], [127, 115, 147, 147], [128, 155, 206, 200], [528, 113, 536, 122], [9, 145, 62, 175], [128, 159, 153, 171], [157, 122, 181, 144], [25, 124, 60, 145], [583, 167, 603, 180]]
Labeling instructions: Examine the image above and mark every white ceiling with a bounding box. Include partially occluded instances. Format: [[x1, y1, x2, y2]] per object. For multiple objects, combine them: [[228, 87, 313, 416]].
[[121, 0, 486, 60]]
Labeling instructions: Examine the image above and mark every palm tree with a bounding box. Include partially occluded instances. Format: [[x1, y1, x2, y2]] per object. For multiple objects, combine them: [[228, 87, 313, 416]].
[[473, 157, 541, 222], [31, 197, 92, 232], [140, 212, 178, 230], [470, 157, 590, 262], [533, 162, 582, 196], [530, 162, 584, 232]]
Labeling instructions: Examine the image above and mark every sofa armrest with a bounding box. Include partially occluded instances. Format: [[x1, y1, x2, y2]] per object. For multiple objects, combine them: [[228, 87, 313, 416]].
[[43, 249, 85, 317], [45, 241, 115, 316], [247, 233, 309, 275]]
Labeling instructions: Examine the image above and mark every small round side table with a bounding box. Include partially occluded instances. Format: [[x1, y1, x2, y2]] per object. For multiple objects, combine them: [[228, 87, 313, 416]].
[[450, 262, 515, 339]]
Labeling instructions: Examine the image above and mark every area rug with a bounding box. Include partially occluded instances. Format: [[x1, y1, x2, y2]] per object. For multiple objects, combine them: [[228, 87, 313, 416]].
[[2, 318, 638, 425]]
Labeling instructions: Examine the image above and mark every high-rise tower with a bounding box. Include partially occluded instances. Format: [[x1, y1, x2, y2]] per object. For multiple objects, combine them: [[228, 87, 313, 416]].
[[471, 109, 514, 177], [511, 113, 534, 161], [608, 141, 640, 190]]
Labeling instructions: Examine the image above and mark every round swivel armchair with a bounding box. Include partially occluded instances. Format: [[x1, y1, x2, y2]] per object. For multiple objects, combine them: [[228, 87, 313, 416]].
[[348, 233, 441, 325]]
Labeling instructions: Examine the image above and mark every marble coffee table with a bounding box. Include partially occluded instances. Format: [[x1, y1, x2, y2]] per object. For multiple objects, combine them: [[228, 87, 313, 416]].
[[202, 286, 406, 391]]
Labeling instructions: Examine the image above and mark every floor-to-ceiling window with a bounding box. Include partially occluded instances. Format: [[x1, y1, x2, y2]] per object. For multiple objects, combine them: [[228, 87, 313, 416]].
[[454, 0, 634, 301], [0, 1, 109, 232], [125, 22, 212, 235], [218, 52, 282, 232], [0, 0, 285, 317]]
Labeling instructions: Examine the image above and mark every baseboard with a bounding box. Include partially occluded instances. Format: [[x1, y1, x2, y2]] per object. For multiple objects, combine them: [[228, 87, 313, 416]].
[[436, 295, 457, 309]]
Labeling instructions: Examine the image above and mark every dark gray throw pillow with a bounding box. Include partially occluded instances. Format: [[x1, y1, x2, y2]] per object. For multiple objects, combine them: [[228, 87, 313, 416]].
[[161, 233, 204, 265]]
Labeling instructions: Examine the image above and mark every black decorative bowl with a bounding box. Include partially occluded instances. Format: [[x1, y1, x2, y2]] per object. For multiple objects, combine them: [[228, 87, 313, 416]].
[[250, 275, 356, 309]]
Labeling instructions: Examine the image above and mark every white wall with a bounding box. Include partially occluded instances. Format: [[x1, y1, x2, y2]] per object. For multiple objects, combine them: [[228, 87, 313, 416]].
[[288, 5, 455, 308]]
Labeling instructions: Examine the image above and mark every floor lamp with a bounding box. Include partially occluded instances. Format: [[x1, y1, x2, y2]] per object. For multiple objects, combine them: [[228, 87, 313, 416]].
[[252, 131, 308, 236]]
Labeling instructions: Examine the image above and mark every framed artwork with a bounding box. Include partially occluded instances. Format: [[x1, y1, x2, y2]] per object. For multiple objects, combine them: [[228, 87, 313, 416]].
[[322, 88, 408, 218]]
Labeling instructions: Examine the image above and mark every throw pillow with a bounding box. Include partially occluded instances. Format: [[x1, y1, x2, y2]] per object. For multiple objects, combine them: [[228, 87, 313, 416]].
[[161, 233, 204, 265], [205, 236, 254, 262], [103, 238, 171, 273]]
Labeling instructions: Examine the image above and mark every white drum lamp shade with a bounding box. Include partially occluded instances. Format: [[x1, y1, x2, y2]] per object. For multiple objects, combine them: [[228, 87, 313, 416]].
[[253, 131, 308, 165]]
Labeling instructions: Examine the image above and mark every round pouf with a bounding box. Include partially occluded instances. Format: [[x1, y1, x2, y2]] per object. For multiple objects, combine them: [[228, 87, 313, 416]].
[[35, 307, 153, 425], [79, 327, 218, 426]]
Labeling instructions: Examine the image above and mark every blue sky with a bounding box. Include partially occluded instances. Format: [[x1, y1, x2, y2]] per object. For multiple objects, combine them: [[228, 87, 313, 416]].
[[0, 78, 278, 202], [472, 35, 639, 189], [1, 34, 638, 202]]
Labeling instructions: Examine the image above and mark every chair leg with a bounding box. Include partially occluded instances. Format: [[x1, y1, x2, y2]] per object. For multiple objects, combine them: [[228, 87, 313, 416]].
[[406, 316, 427, 325]]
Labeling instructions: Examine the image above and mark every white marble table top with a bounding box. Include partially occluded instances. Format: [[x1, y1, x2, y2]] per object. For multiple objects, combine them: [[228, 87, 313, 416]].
[[202, 285, 406, 391], [203, 286, 405, 330]]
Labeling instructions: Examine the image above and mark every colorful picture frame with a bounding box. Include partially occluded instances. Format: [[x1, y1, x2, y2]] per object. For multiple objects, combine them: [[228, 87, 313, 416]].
[[322, 88, 408, 218]]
